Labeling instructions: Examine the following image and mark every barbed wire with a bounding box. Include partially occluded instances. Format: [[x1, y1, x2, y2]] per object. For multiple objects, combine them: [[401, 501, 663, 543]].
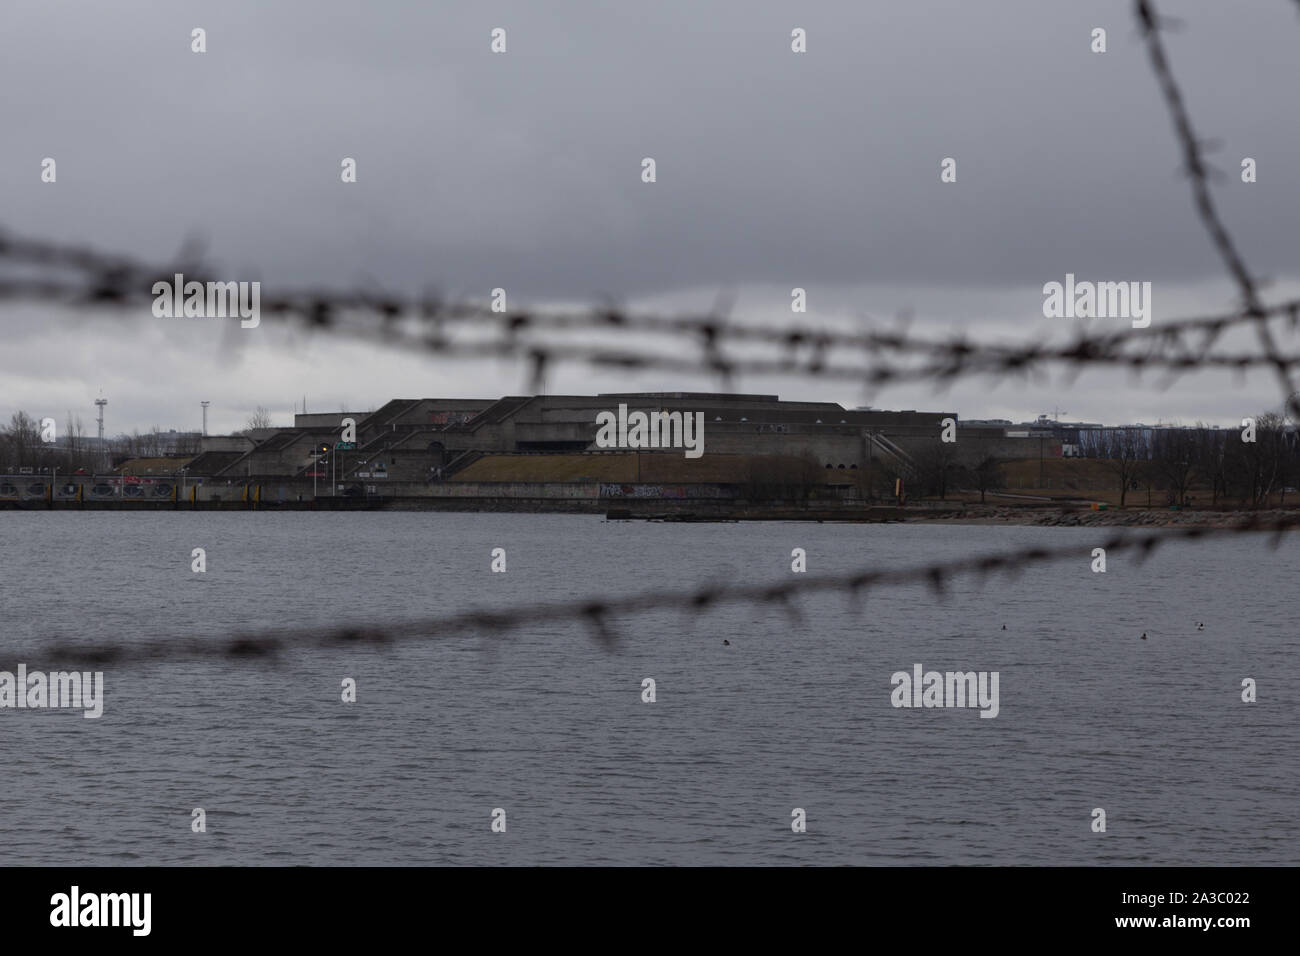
[[22, 512, 1299, 669], [2, 0, 1298, 669], [4, 227, 1300, 399], [1136, 0, 1300, 422]]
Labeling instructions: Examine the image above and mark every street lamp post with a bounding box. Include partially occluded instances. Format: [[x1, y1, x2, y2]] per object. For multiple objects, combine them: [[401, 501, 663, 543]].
[[333, 423, 353, 497]]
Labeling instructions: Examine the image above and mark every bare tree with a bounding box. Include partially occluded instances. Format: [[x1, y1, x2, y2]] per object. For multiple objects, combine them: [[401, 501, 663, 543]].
[[144, 425, 164, 458], [2, 411, 41, 470], [1236, 412, 1285, 508], [1151, 428, 1199, 506], [964, 451, 1006, 504], [244, 406, 274, 434], [743, 454, 823, 505], [174, 430, 203, 455], [1190, 425, 1229, 507], [1079, 427, 1146, 507], [1279, 427, 1299, 506], [63, 411, 80, 469], [910, 440, 961, 499]]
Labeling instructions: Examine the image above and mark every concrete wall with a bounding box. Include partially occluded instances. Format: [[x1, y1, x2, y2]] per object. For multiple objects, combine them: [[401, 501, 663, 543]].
[[385, 399, 492, 428], [209, 395, 965, 483], [199, 435, 254, 452], [892, 430, 1061, 463], [294, 412, 368, 428], [423, 481, 600, 499], [244, 431, 332, 476]]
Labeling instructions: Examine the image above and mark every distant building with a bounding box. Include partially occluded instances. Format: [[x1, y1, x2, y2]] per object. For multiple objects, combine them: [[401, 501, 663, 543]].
[[181, 394, 965, 486]]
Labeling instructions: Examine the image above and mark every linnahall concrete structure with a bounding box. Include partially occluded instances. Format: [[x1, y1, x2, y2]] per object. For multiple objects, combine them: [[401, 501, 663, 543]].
[[2, 394, 1063, 509]]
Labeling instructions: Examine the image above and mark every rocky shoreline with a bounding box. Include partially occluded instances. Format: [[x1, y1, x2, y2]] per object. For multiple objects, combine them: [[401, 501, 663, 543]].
[[920, 506, 1300, 528]]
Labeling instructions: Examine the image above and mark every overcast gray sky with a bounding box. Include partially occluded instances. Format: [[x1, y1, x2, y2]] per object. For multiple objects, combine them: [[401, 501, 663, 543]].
[[3, 0, 1299, 435]]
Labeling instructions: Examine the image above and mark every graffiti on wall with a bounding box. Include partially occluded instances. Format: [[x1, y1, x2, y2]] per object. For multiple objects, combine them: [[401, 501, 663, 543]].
[[599, 483, 735, 499], [428, 411, 477, 426], [603, 483, 671, 499]]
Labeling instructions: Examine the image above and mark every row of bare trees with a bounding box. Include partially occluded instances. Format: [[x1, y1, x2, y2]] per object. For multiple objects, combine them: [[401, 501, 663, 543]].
[[1078, 415, 1297, 508], [903, 444, 1007, 503], [739, 454, 825, 503], [886, 415, 1298, 509], [1, 410, 203, 474]]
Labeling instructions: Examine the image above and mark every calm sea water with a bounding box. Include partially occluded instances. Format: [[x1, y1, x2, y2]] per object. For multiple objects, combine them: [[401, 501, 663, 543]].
[[0, 512, 1296, 865]]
